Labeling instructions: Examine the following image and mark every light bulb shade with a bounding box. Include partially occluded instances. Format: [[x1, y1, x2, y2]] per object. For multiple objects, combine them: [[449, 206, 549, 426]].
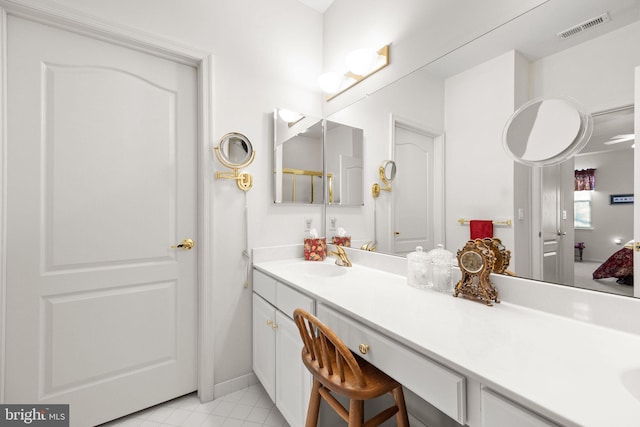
[[278, 108, 304, 123], [317, 71, 345, 94], [345, 48, 379, 76]]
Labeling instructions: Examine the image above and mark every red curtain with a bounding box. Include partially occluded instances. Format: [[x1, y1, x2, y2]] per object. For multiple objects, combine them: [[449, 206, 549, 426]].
[[575, 168, 596, 191]]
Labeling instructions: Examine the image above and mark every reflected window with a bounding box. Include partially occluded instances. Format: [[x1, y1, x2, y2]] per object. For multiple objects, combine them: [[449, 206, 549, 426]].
[[574, 191, 592, 229]]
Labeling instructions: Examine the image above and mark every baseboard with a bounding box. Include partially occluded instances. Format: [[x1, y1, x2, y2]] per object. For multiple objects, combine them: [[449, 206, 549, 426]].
[[213, 372, 259, 399]]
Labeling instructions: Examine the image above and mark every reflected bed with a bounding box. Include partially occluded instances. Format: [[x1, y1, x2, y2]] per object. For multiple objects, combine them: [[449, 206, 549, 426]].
[[593, 245, 634, 286]]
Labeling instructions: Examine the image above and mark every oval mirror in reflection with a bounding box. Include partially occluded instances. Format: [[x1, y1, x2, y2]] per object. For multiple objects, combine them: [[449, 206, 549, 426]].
[[381, 160, 397, 183], [503, 97, 593, 166], [217, 132, 254, 168]]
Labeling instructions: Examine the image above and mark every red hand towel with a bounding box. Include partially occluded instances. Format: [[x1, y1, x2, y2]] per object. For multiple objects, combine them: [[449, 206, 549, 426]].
[[469, 220, 493, 240]]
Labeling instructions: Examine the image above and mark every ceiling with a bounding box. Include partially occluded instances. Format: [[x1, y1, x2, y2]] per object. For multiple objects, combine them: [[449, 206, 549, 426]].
[[297, 0, 335, 13], [427, 0, 640, 78]]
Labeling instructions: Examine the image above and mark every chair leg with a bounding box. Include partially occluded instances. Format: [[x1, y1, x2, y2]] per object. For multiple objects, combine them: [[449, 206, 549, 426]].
[[348, 399, 364, 427], [392, 386, 410, 427], [305, 379, 322, 427]]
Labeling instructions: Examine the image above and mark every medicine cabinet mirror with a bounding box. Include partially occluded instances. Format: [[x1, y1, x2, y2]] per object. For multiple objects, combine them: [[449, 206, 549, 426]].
[[325, 121, 364, 206], [273, 108, 364, 206], [273, 109, 324, 204]]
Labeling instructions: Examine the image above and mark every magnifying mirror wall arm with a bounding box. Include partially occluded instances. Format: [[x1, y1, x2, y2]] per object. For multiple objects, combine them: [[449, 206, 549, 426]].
[[371, 164, 393, 198], [213, 147, 256, 191]]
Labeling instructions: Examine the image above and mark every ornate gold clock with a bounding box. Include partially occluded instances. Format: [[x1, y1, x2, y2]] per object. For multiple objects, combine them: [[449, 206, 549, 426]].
[[483, 237, 514, 276], [454, 239, 500, 306]]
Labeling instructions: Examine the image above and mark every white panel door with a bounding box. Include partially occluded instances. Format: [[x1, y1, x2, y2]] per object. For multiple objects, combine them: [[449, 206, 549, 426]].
[[5, 16, 198, 426], [393, 125, 435, 255], [339, 155, 363, 205]]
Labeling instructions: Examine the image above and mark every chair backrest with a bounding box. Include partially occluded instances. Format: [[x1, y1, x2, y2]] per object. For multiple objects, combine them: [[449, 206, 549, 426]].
[[293, 308, 367, 389]]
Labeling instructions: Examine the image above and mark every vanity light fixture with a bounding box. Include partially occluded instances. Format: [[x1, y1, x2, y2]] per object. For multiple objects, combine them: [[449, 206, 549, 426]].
[[319, 44, 390, 101], [278, 109, 306, 127]]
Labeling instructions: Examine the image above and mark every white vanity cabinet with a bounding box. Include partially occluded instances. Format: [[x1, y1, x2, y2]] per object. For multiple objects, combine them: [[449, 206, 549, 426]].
[[481, 388, 560, 427], [252, 269, 313, 427]]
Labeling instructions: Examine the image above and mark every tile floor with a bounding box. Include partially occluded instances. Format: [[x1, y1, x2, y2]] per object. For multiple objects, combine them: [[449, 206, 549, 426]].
[[101, 384, 289, 427]]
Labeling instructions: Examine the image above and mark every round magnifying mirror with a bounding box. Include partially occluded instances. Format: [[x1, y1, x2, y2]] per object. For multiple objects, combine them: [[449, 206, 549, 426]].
[[381, 160, 397, 183], [503, 97, 593, 166], [460, 251, 484, 274], [217, 132, 254, 168]]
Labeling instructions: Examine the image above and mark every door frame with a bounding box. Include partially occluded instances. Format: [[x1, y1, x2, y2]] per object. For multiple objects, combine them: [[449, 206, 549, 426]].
[[0, 0, 216, 402], [389, 114, 445, 253]]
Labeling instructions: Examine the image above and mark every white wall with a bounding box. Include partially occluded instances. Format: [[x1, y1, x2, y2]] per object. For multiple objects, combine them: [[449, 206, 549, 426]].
[[575, 150, 634, 262], [444, 51, 519, 258], [36, 0, 324, 387]]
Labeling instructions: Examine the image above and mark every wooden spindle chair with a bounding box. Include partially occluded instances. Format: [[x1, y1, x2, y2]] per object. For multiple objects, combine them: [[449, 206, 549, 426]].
[[293, 308, 410, 427]]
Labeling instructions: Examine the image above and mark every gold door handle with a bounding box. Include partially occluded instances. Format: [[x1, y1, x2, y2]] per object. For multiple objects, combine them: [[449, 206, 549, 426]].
[[171, 238, 195, 250], [394, 231, 400, 235]]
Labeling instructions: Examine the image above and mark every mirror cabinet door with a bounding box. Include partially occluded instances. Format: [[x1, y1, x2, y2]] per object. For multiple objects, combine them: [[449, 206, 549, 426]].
[[273, 109, 324, 204], [325, 120, 364, 206], [272, 109, 365, 207]]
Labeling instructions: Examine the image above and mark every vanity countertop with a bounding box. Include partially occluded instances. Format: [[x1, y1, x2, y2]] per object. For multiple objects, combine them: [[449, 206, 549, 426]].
[[253, 257, 640, 427]]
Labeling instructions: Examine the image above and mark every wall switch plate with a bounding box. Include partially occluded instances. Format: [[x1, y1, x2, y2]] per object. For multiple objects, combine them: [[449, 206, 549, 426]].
[[304, 217, 312, 232], [329, 217, 337, 231]]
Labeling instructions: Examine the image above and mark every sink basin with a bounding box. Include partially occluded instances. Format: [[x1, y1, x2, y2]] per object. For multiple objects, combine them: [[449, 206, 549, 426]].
[[622, 369, 640, 401], [288, 262, 348, 278]]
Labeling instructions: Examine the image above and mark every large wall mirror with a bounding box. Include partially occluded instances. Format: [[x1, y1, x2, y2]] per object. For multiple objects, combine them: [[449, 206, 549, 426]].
[[273, 109, 364, 206], [323, 0, 639, 298]]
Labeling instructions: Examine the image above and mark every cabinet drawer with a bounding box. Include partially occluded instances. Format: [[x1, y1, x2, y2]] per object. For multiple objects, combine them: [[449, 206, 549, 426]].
[[481, 388, 559, 427], [317, 304, 466, 424], [276, 282, 314, 319], [253, 269, 277, 305]]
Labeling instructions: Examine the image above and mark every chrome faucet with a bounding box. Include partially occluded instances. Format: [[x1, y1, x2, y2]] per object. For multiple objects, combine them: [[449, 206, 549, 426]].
[[329, 245, 352, 267]]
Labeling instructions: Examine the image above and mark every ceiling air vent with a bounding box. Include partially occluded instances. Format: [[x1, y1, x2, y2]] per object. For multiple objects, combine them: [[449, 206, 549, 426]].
[[557, 12, 610, 39]]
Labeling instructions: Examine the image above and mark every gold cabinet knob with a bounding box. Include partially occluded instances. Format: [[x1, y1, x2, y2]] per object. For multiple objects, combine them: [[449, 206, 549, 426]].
[[358, 344, 370, 355], [266, 320, 273, 327], [171, 238, 195, 250]]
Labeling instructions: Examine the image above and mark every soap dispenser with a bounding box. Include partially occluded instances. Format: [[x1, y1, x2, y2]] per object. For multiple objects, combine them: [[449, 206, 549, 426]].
[[407, 246, 430, 288]]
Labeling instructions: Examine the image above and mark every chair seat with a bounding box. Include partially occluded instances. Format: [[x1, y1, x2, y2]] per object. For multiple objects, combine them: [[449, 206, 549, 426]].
[[302, 337, 400, 401]]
